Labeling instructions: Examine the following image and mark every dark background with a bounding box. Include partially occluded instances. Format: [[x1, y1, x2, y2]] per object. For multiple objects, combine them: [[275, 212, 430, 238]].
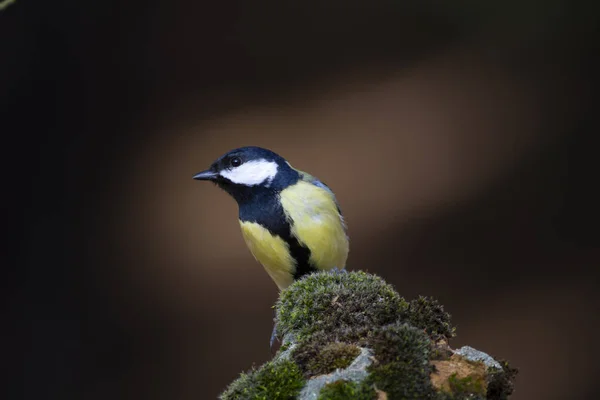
[[4, 1, 599, 399]]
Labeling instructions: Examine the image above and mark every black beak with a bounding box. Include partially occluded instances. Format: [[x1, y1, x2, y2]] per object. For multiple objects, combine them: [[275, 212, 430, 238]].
[[193, 170, 218, 181]]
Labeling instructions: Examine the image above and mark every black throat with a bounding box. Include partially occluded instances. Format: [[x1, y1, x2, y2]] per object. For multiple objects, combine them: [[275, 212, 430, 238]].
[[235, 185, 317, 281]]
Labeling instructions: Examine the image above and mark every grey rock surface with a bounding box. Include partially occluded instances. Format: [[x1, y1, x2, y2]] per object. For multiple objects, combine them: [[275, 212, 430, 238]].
[[298, 347, 373, 400], [455, 345, 502, 369]]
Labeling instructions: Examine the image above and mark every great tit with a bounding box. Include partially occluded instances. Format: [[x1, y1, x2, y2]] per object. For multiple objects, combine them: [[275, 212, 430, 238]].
[[193, 146, 349, 290]]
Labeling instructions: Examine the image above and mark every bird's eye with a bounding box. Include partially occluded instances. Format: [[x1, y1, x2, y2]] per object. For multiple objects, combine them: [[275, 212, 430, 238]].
[[230, 157, 242, 167]]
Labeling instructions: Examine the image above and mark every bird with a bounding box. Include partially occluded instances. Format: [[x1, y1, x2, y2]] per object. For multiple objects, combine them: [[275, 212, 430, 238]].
[[193, 146, 349, 291]]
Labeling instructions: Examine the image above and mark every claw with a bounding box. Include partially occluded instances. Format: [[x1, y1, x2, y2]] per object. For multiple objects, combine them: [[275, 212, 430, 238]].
[[269, 322, 280, 353]]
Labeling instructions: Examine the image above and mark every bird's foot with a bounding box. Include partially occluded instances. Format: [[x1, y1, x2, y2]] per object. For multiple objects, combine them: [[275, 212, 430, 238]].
[[269, 322, 280, 354]]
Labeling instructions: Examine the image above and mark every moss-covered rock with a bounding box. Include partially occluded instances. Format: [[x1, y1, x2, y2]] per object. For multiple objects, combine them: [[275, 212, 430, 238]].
[[220, 271, 517, 400], [448, 372, 487, 396], [317, 380, 377, 400], [367, 322, 431, 365], [402, 296, 456, 341], [431, 354, 487, 396], [293, 341, 361, 377], [361, 323, 434, 399], [485, 359, 518, 400], [275, 271, 409, 341], [219, 359, 304, 400]]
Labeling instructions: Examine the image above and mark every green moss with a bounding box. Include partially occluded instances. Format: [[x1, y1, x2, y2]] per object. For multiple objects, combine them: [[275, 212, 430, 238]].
[[447, 373, 486, 396], [366, 361, 433, 400], [293, 341, 361, 377], [486, 359, 518, 400], [222, 272, 517, 399], [430, 345, 454, 361], [364, 323, 435, 400], [318, 380, 377, 400], [276, 271, 409, 341], [279, 342, 291, 352], [220, 371, 256, 400], [219, 359, 304, 400], [401, 296, 456, 341], [434, 392, 486, 400], [367, 322, 432, 365], [290, 327, 368, 376], [297, 325, 373, 349]]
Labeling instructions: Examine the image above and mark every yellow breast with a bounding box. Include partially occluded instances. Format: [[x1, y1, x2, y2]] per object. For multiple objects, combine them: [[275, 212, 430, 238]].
[[239, 180, 349, 290], [279, 180, 349, 271], [239, 221, 296, 290]]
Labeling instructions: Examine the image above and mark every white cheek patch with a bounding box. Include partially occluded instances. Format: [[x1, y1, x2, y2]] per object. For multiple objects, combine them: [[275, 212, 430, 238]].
[[220, 159, 279, 186]]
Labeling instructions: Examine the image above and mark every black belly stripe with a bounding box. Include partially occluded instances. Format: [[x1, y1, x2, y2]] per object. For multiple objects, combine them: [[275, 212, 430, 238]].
[[286, 228, 316, 280], [238, 189, 317, 280]]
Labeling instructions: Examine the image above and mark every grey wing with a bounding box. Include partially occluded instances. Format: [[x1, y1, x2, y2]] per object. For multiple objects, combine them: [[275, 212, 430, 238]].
[[305, 174, 344, 216]]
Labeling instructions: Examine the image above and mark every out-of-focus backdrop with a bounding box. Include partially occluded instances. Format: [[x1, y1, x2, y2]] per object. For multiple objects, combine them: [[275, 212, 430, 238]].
[[4, 1, 599, 399]]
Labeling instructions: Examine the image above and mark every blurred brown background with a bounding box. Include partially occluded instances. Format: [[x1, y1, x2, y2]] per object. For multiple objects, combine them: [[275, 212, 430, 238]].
[[4, 1, 599, 399]]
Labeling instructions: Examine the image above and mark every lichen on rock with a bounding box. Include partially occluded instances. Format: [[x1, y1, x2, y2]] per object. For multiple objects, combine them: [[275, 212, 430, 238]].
[[220, 271, 517, 400]]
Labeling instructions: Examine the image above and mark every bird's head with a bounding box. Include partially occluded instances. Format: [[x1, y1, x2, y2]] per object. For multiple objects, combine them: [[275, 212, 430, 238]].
[[193, 146, 298, 203]]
